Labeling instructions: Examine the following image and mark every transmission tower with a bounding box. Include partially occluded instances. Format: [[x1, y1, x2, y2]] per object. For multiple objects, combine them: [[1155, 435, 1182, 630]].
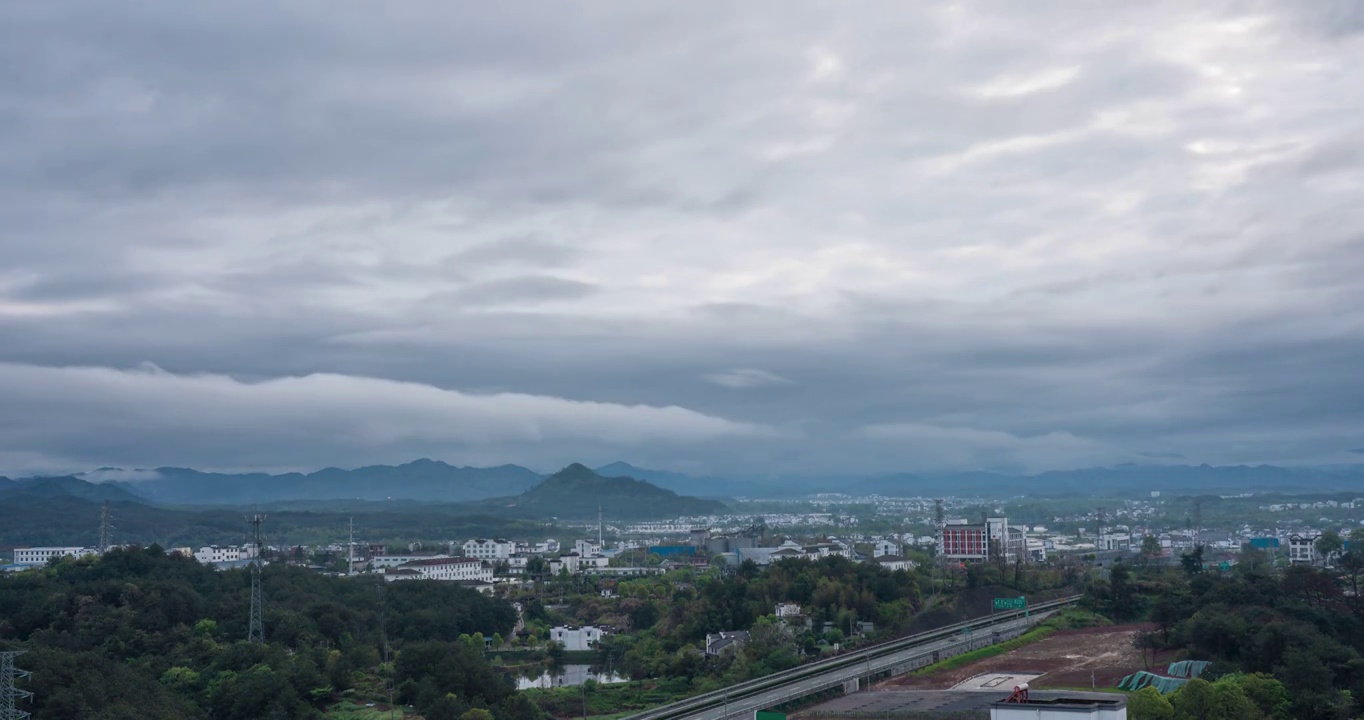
[[0, 651, 33, 720], [98, 500, 115, 554], [1096, 507, 1106, 549], [247, 513, 266, 643]]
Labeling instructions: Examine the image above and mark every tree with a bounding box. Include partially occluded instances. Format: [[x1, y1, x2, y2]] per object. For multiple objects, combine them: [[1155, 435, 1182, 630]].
[[1180, 545, 1205, 576], [1133, 630, 1161, 671], [1141, 535, 1163, 558], [1169, 678, 1215, 720], [1127, 686, 1174, 720], [1315, 530, 1344, 564]]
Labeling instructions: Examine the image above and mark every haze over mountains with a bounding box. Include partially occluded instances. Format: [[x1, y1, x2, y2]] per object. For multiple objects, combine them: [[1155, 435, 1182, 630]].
[[7, 460, 1364, 507]]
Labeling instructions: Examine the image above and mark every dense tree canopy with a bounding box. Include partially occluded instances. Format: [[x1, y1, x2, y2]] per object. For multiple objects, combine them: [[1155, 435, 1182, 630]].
[[0, 547, 525, 719]]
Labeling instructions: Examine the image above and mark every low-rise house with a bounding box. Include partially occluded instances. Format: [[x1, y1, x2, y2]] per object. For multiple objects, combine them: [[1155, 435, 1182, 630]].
[[192, 545, 258, 566], [463, 538, 515, 560], [876, 555, 915, 571], [775, 602, 803, 618], [550, 625, 606, 651], [371, 553, 451, 569], [705, 631, 750, 656]]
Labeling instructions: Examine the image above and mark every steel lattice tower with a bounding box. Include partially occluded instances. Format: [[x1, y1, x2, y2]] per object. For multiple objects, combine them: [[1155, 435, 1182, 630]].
[[0, 651, 33, 720], [98, 500, 114, 554], [247, 514, 266, 643]]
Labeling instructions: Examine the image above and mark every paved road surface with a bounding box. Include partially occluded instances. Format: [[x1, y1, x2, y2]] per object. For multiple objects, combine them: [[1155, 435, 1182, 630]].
[[689, 611, 1056, 720]]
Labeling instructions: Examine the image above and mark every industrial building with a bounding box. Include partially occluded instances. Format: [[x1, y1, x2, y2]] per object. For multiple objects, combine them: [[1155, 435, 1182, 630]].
[[990, 685, 1126, 719], [384, 557, 492, 582], [13, 546, 97, 566]]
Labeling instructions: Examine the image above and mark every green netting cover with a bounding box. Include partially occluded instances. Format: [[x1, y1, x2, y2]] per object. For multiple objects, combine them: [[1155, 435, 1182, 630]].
[[1117, 671, 1189, 694], [1166, 660, 1210, 678]]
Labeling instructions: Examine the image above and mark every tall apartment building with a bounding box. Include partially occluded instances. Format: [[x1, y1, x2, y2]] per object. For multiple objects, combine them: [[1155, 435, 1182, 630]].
[[939, 517, 1025, 563]]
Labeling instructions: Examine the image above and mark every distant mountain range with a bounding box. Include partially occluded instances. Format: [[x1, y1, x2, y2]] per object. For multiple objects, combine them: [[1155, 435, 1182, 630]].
[[593, 462, 768, 498], [87, 459, 545, 505], [9, 460, 1364, 507]]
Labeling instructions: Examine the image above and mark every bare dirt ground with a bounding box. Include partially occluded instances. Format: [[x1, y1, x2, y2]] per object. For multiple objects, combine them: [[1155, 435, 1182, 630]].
[[876, 624, 1179, 691]]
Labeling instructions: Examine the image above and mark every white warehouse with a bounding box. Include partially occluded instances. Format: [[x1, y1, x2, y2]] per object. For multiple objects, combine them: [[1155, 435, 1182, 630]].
[[14, 547, 96, 566]]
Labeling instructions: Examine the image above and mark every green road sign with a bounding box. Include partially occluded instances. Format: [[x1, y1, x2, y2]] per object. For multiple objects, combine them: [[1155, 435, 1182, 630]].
[[992, 597, 1026, 610], [756, 711, 786, 720]]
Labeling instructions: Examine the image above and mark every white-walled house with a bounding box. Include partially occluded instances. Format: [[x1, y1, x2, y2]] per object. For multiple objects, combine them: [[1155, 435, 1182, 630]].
[[193, 545, 259, 565], [550, 625, 606, 651]]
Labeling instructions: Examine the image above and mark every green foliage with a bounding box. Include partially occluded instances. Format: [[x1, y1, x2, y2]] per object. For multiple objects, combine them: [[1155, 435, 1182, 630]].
[[0, 547, 521, 719], [1100, 550, 1364, 720], [1127, 686, 1174, 720]]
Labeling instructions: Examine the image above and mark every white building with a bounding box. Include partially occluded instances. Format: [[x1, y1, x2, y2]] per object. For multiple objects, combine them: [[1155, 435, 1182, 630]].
[[14, 547, 96, 566], [385, 557, 492, 582], [463, 538, 515, 560], [775, 602, 803, 618], [874, 539, 901, 558], [990, 691, 1126, 719], [371, 553, 451, 569], [192, 545, 259, 565], [1098, 532, 1131, 551], [876, 555, 916, 571], [1289, 534, 1318, 565], [574, 539, 601, 557], [550, 625, 605, 651], [549, 552, 610, 575]]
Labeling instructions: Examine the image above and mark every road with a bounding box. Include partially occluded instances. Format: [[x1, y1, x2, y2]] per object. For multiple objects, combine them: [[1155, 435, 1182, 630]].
[[701, 612, 1054, 720], [624, 596, 1081, 720]]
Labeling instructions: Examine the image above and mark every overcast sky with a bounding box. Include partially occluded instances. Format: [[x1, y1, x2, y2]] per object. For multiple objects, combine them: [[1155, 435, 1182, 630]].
[[2, 1, 1362, 478]]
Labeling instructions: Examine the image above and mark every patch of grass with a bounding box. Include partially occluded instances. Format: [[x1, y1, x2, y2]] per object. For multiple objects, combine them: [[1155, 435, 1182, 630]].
[[1047, 608, 1112, 630], [325, 700, 418, 719], [912, 625, 1058, 677]]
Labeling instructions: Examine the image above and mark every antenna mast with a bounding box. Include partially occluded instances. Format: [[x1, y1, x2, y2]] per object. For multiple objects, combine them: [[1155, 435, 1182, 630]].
[[247, 513, 266, 643], [349, 516, 355, 577], [0, 650, 33, 720], [597, 505, 603, 551]]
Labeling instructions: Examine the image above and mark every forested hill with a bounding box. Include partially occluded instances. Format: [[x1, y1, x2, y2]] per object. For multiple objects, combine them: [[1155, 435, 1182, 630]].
[[0, 476, 553, 548], [98, 459, 544, 504], [504, 463, 727, 519], [0, 547, 529, 720]]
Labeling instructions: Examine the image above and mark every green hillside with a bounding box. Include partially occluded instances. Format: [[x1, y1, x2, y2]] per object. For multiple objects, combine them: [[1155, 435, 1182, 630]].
[[505, 463, 726, 519]]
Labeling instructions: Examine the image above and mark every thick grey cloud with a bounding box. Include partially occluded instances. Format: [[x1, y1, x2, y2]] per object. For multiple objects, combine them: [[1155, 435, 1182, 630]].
[[1, 1, 1362, 476]]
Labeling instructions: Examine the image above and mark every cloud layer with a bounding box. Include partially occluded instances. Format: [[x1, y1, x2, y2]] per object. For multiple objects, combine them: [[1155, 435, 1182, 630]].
[[1, 1, 1362, 476]]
